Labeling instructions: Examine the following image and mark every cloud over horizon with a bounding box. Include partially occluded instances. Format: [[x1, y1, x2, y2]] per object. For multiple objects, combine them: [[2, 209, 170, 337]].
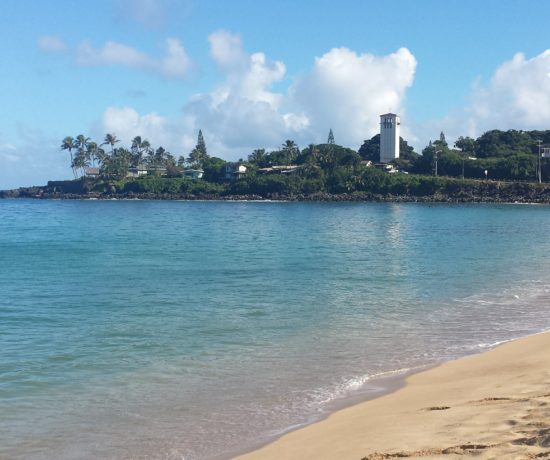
[[469, 50, 550, 132], [413, 48, 550, 149], [179, 32, 417, 156]]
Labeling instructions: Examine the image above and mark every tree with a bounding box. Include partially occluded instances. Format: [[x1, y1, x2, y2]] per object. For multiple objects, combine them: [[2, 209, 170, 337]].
[[248, 148, 267, 166], [435, 131, 448, 147], [358, 135, 380, 162], [454, 136, 477, 154], [327, 129, 335, 145], [281, 140, 299, 165], [197, 129, 207, 157], [358, 135, 418, 167], [131, 136, 151, 167], [187, 130, 210, 167], [101, 147, 130, 178], [298, 144, 320, 165], [61, 136, 77, 178], [74, 134, 91, 169], [72, 148, 90, 177], [87, 141, 104, 167], [202, 157, 227, 182], [152, 147, 167, 167], [102, 133, 119, 153]]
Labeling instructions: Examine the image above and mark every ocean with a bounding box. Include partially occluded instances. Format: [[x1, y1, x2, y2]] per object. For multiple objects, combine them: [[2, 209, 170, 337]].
[[1, 199, 549, 459]]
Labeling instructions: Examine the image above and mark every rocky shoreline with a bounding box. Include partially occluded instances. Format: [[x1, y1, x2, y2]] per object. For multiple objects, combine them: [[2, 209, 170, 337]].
[[3, 182, 550, 204]]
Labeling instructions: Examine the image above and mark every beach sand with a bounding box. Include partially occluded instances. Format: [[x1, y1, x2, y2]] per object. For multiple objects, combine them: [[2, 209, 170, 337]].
[[235, 331, 550, 460]]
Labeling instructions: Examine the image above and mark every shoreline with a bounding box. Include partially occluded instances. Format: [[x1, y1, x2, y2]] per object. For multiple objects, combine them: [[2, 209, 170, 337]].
[[234, 330, 550, 460], [5, 176, 550, 204], [4, 193, 550, 204]]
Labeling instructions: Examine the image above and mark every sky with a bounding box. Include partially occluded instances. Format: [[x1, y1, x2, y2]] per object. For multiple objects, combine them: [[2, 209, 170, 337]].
[[2, 0, 550, 188]]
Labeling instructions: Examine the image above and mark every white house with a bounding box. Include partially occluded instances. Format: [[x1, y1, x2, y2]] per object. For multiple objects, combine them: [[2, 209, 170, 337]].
[[224, 163, 247, 180], [126, 165, 149, 178], [183, 169, 204, 179]]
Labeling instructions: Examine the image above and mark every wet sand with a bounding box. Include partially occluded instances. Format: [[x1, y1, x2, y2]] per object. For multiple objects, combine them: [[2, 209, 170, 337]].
[[235, 331, 550, 459]]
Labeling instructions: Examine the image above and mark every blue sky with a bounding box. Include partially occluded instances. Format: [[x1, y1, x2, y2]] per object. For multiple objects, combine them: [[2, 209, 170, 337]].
[[2, 0, 550, 188]]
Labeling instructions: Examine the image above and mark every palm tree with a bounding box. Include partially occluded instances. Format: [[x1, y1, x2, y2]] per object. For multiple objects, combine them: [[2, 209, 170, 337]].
[[131, 136, 151, 167], [281, 140, 299, 165], [248, 148, 267, 166], [61, 136, 77, 178], [72, 149, 90, 177], [88, 142, 105, 168], [102, 133, 119, 153], [307, 144, 319, 164], [153, 147, 166, 167], [74, 134, 91, 168]]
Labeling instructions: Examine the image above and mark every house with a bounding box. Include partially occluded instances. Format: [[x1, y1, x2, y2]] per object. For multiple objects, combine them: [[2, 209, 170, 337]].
[[126, 165, 149, 178], [257, 165, 303, 175], [84, 167, 100, 178], [183, 169, 204, 179], [224, 163, 247, 180], [374, 163, 398, 173], [146, 166, 168, 176]]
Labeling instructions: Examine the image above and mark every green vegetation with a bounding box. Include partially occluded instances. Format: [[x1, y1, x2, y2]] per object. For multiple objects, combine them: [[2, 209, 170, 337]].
[[48, 128, 550, 201]]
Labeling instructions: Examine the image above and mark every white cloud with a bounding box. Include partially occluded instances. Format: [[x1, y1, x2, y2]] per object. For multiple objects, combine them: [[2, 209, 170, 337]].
[[184, 31, 293, 154], [91, 33, 418, 162], [209, 30, 248, 72], [414, 49, 550, 151], [160, 38, 193, 78], [185, 34, 416, 155], [75, 38, 193, 79], [291, 47, 417, 147], [468, 50, 550, 132], [37, 35, 67, 53], [100, 106, 194, 156]]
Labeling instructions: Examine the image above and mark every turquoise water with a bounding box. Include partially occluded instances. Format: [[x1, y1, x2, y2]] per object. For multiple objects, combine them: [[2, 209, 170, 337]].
[[1, 200, 549, 459]]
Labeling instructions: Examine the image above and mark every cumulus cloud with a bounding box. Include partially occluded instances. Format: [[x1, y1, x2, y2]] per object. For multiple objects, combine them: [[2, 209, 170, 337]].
[[468, 50, 550, 132], [292, 47, 417, 146], [184, 31, 295, 153], [209, 30, 248, 72], [37, 35, 67, 53], [184, 33, 416, 155], [99, 106, 195, 156], [415, 49, 550, 150], [75, 38, 193, 79]]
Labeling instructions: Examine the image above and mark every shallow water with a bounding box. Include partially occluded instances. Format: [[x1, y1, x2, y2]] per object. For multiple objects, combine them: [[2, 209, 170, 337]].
[[1, 200, 549, 459]]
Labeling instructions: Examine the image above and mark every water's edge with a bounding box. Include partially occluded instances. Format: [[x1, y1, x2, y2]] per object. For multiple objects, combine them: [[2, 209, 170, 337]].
[[224, 329, 548, 460]]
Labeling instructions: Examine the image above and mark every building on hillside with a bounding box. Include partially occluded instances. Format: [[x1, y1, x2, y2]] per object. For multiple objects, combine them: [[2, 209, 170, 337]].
[[379, 113, 400, 163], [84, 167, 100, 178], [183, 169, 204, 179], [224, 163, 247, 180], [126, 165, 149, 178], [257, 165, 303, 175]]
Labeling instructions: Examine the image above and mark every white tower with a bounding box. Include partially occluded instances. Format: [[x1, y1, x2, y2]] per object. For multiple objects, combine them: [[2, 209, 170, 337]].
[[379, 113, 400, 163]]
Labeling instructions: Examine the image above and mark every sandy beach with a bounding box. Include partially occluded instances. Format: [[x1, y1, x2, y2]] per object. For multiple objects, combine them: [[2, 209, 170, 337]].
[[235, 331, 550, 460]]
